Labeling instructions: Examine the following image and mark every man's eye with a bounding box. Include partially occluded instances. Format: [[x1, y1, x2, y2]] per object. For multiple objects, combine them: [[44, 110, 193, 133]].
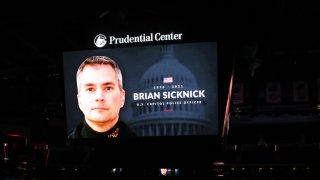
[[106, 87, 113, 91], [86, 88, 94, 92]]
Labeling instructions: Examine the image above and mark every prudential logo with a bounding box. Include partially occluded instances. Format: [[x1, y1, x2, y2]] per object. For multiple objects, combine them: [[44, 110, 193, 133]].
[[94, 34, 107, 48]]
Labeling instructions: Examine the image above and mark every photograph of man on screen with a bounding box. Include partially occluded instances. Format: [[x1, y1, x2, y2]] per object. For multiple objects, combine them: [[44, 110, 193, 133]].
[[68, 56, 136, 139]]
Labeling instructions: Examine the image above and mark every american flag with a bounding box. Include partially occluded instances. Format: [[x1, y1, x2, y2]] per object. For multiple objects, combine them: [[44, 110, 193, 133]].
[[163, 76, 173, 83]]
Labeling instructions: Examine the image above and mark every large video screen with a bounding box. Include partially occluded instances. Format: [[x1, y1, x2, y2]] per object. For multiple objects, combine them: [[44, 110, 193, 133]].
[[63, 41, 218, 138]]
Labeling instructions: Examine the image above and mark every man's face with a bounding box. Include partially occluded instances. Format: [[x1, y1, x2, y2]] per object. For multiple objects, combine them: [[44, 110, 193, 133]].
[[77, 64, 125, 125]]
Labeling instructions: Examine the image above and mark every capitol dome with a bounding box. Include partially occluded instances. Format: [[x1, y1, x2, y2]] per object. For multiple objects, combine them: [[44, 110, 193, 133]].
[[136, 45, 198, 91], [129, 44, 212, 136]]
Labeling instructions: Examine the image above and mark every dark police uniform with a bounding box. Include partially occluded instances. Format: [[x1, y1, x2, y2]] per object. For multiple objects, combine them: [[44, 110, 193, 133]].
[[68, 120, 136, 139]]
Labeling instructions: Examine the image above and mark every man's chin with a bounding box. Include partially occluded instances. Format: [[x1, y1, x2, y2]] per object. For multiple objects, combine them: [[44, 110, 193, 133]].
[[87, 115, 108, 122], [91, 118, 108, 123]]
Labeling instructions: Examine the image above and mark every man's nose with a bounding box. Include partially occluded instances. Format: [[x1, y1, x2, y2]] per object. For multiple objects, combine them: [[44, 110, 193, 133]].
[[95, 89, 105, 102]]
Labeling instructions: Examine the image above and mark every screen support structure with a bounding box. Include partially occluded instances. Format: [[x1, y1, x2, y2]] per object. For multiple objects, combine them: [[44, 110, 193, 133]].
[[221, 59, 235, 143]]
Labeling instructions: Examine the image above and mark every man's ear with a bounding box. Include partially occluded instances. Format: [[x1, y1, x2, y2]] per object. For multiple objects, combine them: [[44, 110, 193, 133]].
[[120, 90, 125, 108], [77, 93, 82, 110]]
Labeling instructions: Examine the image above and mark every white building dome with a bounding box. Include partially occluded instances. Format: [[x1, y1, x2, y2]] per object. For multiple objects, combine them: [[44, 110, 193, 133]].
[[129, 45, 212, 136]]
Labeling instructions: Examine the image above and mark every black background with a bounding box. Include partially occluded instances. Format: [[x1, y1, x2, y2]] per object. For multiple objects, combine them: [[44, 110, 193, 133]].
[[1, 4, 320, 146]]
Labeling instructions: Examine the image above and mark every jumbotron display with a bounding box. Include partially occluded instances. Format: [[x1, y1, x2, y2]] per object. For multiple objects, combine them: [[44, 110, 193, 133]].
[[63, 41, 218, 138]]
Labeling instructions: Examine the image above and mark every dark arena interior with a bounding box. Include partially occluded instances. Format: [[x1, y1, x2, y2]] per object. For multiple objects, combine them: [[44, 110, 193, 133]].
[[2, 4, 320, 179]]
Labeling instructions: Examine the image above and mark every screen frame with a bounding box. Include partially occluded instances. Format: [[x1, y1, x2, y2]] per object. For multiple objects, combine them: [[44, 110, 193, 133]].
[[59, 37, 227, 166], [63, 41, 220, 138]]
